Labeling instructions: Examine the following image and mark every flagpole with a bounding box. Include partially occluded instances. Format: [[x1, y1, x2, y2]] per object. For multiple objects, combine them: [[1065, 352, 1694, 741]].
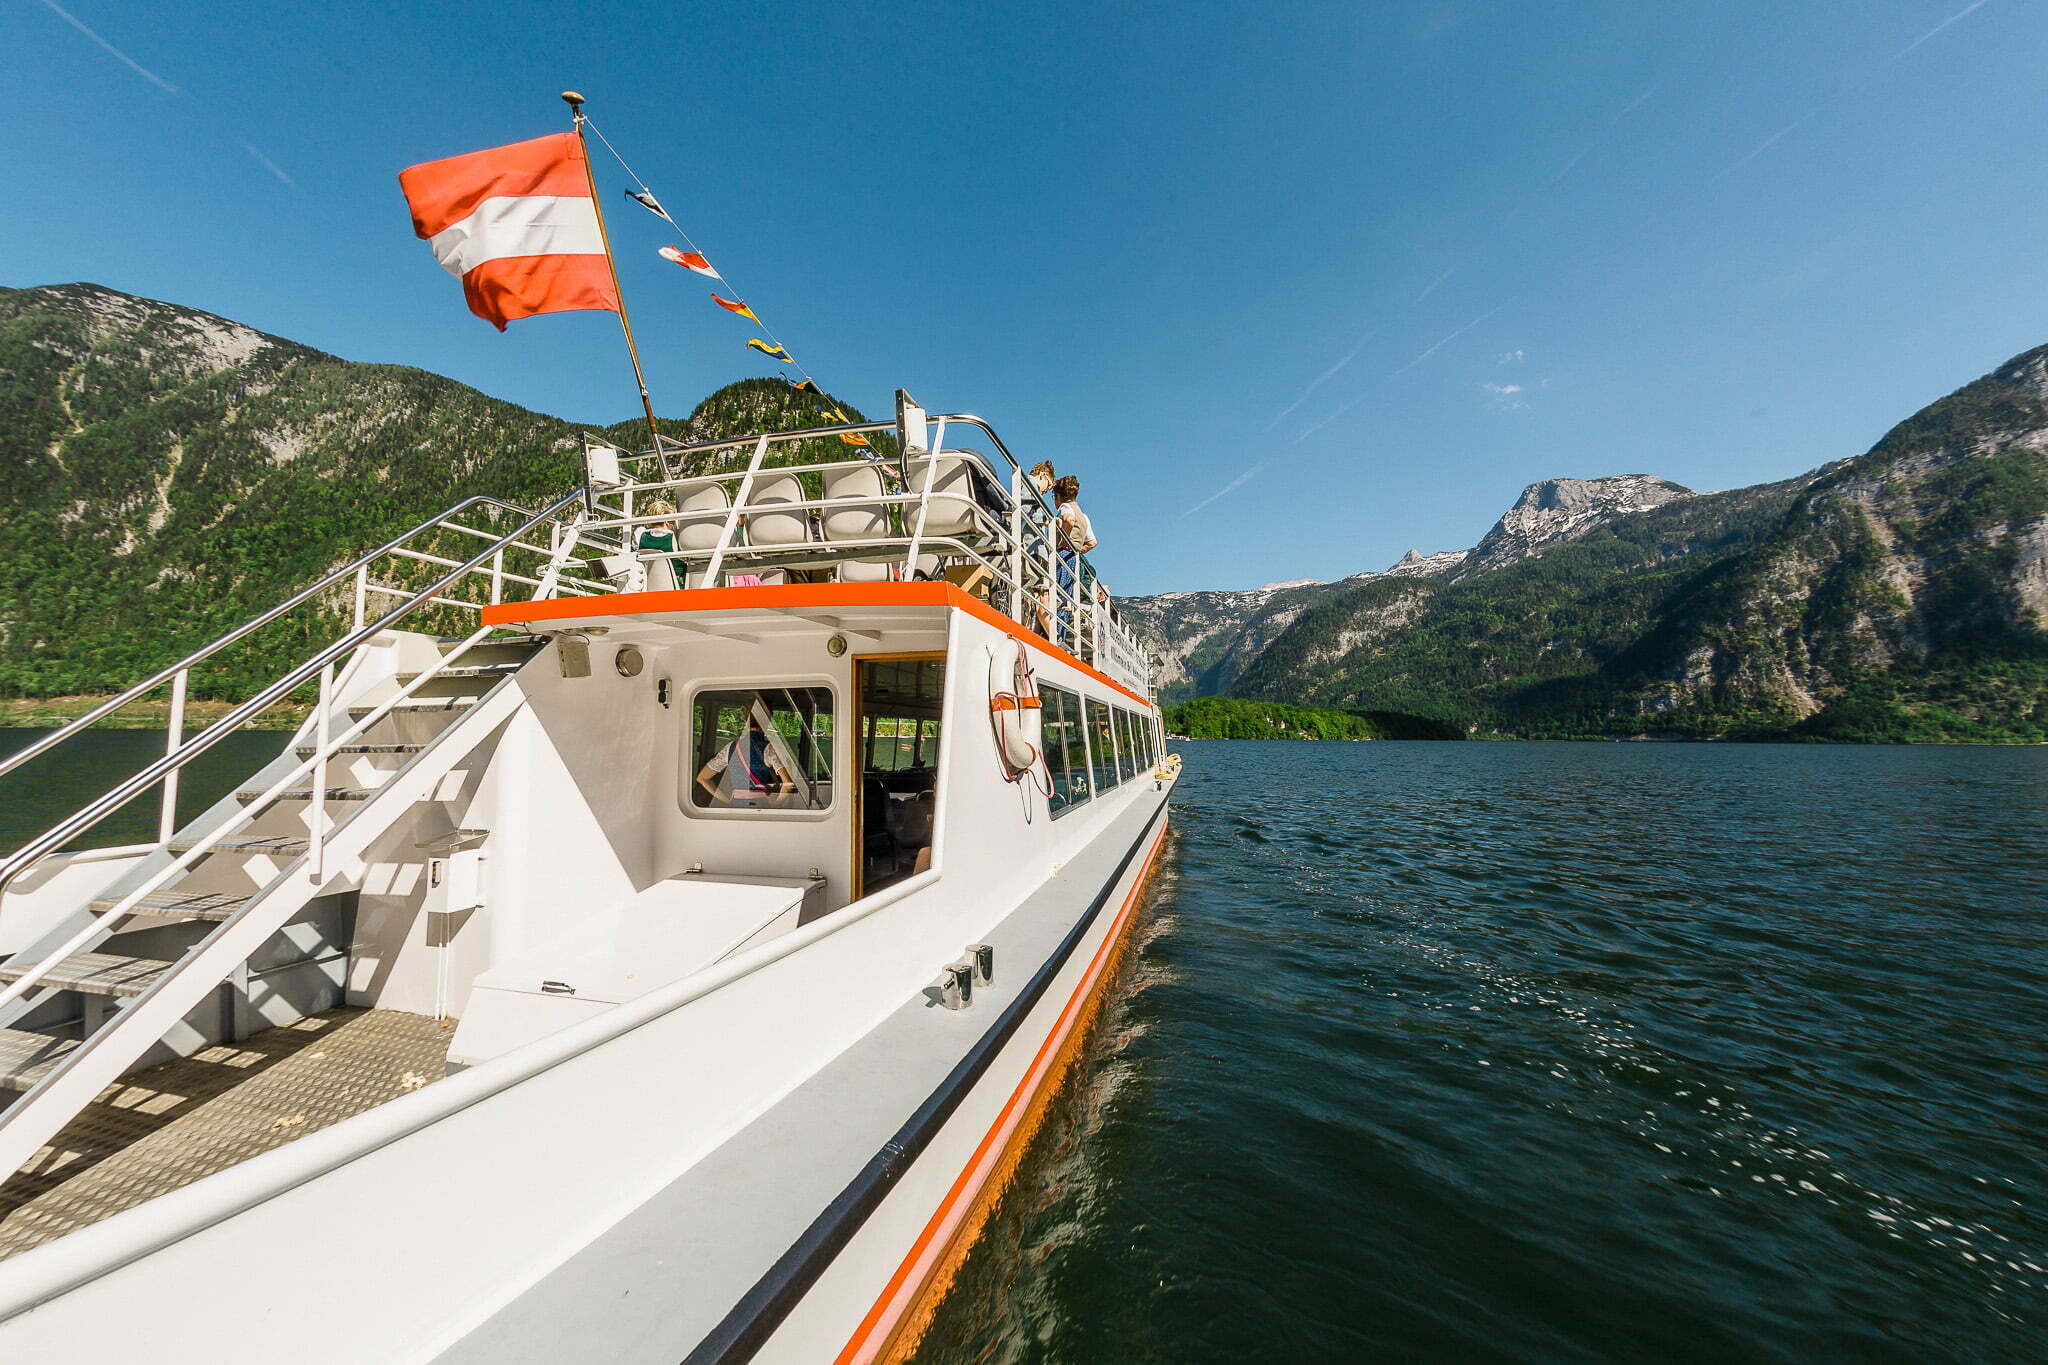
[[563, 90, 676, 483]]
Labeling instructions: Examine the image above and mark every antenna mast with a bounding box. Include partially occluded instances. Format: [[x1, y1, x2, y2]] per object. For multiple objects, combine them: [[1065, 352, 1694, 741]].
[[563, 90, 675, 482]]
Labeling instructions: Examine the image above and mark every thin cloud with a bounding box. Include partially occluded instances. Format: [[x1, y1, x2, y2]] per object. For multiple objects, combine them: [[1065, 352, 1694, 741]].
[[240, 142, 296, 188], [1890, 0, 1989, 61], [1392, 309, 1497, 376], [1413, 268, 1456, 304], [1482, 382, 1526, 409], [1181, 461, 1268, 518], [1270, 330, 1373, 426], [1499, 348, 1526, 364], [37, 0, 179, 94]]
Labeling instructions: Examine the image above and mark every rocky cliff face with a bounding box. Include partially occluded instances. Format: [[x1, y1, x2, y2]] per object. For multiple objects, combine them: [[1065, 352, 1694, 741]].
[[1455, 475, 1694, 579]]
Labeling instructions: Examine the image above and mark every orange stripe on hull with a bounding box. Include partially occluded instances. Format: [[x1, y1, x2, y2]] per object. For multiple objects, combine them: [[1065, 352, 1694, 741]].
[[836, 817, 1171, 1365], [483, 582, 1155, 709]]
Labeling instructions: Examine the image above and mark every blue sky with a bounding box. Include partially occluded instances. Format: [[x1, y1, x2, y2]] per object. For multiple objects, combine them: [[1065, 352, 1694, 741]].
[[3, 1, 2040, 594]]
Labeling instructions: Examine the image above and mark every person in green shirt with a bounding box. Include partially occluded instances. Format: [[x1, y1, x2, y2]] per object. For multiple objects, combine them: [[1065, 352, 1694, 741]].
[[637, 499, 688, 590]]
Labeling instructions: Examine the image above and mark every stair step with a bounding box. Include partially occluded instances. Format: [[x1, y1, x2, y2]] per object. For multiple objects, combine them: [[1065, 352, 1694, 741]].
[[237, 787, 375, 804], [395, 662, 524, 682], [89, 890, 248, 922], [292, 743, 423, 758], [0, 1028, 82, 1093], [166, 835, 309, 857], [435, 633, 546, 648], [347, 697, 477, 719], [0, 951, 175, 999]]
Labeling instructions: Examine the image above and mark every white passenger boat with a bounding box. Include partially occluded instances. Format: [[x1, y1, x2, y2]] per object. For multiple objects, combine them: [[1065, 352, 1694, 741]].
[[0, 399, 1175, 1361]]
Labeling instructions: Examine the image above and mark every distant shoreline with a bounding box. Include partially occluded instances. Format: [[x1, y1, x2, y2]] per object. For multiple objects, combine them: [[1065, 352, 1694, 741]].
[[1166, 733, 2046, 747], [0, 696, 309, 731]]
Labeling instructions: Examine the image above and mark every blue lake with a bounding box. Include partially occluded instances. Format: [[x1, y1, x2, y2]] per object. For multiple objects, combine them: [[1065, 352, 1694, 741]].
[[918, 740, 2048, 1361]]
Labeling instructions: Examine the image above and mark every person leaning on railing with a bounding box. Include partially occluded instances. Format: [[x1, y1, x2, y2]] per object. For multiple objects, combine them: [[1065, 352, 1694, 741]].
[[1052, 475, 1097, 650]]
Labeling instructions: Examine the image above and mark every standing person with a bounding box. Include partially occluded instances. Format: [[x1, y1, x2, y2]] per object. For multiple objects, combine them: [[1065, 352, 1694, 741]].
[[1028, 460, 1057, 496], [1052, 475, 1096, 647], [636, 499, 687, 590]]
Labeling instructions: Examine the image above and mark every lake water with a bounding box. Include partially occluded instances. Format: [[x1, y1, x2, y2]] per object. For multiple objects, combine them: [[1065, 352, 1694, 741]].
[[0, 729, 289, 853], [915, 740, 2048, 1362], [3, 732, 2042, 1357]]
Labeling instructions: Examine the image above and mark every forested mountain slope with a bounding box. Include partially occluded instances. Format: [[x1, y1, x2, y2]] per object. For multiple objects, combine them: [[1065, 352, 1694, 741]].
[[0, 283, 867, 696], [1234, 345, 2048, 741]]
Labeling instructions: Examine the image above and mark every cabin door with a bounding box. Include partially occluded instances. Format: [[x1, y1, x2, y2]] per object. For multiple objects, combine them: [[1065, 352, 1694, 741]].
[[852, 653, 946, 898]]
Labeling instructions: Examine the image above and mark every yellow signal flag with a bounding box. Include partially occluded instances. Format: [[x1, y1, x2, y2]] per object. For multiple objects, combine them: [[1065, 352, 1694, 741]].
[[712, 294, 760, 322]]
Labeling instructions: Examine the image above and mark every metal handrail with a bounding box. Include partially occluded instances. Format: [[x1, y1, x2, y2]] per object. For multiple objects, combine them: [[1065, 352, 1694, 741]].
[[0, 624, 506, 1020], [597, 412, 1162, 681], [0, 488, 588, 907], [0, 493, 570, 785]]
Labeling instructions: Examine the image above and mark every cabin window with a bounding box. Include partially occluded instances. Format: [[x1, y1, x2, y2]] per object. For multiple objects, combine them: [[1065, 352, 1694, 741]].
[[1114, 710, 1137, 783], [856, 655, 945, 895], [1087, 698, 1119, 793], [687, 686, 836, 812], [1043, 684, 1090, 815]]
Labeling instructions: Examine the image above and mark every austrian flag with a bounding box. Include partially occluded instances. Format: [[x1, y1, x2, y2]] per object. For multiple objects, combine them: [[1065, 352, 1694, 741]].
[[399, 132, 618, 331]]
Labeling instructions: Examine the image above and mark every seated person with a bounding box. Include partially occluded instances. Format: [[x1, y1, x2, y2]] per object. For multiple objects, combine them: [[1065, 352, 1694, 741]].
[[636, 500, 686, 589], [695, 716, 797, 808]]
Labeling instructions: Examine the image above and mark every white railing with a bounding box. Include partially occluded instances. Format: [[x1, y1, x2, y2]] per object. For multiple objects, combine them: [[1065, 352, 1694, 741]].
[[0, 494, 610, 906], [582, 414, 1159, 700]]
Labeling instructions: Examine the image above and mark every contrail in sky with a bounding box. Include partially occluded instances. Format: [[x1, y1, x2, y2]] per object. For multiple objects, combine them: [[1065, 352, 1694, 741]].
[[1729, 2, 1989, 175], [1891, 0, 1989, 60], [240, 143, 296, 188], [1297, 392, 1370, 441], [36, 0, 179, 94], [1610, 84, 1659, 125], [1270, 331, 1374, 426], [1413, 268, 1456, 304], [1181, 462, 1268, 518], [1392, 310, 1497, 376], [1725, 112, 1815, 174]]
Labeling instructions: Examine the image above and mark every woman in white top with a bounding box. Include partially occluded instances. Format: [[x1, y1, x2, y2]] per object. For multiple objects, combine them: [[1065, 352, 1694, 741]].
[[1052, 475, 1096, 648]]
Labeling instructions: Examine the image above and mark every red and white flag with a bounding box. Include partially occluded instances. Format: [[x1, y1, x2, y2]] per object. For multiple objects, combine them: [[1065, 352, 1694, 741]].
[[659, 246, 723, 280], [399, 132, 618, 331]]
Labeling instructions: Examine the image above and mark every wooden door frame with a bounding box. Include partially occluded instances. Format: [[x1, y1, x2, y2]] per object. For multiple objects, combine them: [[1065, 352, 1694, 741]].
[[851, 651, 949, 900]]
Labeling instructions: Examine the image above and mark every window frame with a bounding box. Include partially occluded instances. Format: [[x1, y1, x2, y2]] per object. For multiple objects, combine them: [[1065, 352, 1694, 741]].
[[679, 678, 841, 821], [1042, 683, 1090, 817], [1086, 696, 1119, 793]]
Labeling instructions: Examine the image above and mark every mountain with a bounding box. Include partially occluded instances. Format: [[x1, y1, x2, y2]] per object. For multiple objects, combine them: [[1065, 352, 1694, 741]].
[[1117, 476, 1685, 702], [1227, 347, 2048, 741], [1452, 474, 1695, 579], [0, 283, 871, 698]]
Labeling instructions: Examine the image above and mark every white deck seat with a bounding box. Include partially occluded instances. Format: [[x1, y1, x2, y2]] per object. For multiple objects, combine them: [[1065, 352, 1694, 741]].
[[674, 484, 732, 553], [743, 472, 809, 547], [836, 558, 894, 583], [905, 452, 1004, 541], [821, 461, 892, 543]]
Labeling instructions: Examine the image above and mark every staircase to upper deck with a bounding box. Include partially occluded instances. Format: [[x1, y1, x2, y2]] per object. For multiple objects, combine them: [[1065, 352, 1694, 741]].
[[0, 633, 547, 1094], [0, 490, 609, 1182]]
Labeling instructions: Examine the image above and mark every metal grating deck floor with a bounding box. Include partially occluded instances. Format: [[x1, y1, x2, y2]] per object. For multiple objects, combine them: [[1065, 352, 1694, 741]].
[[0, 1008, 453, 1262]]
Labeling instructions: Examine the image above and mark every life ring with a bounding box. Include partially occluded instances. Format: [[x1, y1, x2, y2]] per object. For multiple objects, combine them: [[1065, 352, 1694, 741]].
[[988, 638, 1043, 779]]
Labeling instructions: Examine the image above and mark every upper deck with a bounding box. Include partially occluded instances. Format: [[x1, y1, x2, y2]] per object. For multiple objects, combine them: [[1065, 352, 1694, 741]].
[[557, 399, 1156, 699]]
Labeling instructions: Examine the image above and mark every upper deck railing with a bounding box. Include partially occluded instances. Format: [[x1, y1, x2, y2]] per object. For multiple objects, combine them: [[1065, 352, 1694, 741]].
[[572, 402, 1157, 698]]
